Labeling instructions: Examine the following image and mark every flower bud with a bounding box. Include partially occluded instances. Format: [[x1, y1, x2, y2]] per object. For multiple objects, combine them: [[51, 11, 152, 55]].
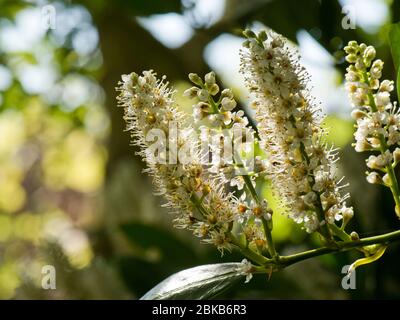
[[346, 54, 357, 64], [364, 46, 376, 61], [197, 89, 209, 101], [350, 231, 359, 241], [344, 45, 356, 54], [383, 173, 391, 186], [366, 156, 379, 170], [366, 153, 391, 170], [393, 148, 400, 164], [379, 80, 394, 92], [258, 30, 267, 42], [208, 114, 222, 127], [243, 40, 251, 48], [183, 87, 198, 98], [345, 70, 359, 82], [344, 41, 358, 54], [208, 83, 219, 96], [341, 206, 354, 229], [205, 71, 216, 85], [354, 140, 371, 152], [370, 59, 384, 79], [221, 97, 237, 111], [375, 91, 390, 109], [221, 88, 234, 99], [355, 59, 365, 70], [193, 102, 211, 120], [342, 207, 354, 221], [366, 171, 382, 184], [271, 37, 283, 48], [350, 109, 365, 120], [243, 29, 256, 38], [369, 78, 379, 90], [369, 137, 381, 149], [196, 102, 211, 112], [189, 73, 203, 86], [130, 72, 139, 84]]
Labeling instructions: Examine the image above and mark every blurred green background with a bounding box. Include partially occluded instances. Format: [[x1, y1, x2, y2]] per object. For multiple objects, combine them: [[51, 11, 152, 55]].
[[0, 0, 400, 299]]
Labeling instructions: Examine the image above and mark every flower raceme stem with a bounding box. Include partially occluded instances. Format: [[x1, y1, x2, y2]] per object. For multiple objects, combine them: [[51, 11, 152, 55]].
[[344, 41, 400, 218], [240, 29, 354, 238]]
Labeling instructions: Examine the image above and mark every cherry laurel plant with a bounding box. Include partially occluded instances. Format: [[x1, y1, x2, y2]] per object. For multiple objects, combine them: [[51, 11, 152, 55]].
[[116, 29, 400, 287]]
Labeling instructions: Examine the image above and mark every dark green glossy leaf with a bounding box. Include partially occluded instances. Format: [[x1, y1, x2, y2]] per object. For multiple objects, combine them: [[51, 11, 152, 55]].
[[140, 263, 245, 300]]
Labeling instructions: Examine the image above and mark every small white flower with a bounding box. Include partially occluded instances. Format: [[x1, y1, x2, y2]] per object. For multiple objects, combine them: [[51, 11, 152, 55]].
[[379, 80, 394, 92], [366, 171, 382, 184], [205, 71, 216, 85], [197, 89, 209, 102], [370, 59, 384, 79], [221, 97, 237, 111], [236, 259, 254, 283], [230, 176, 245, 190], [342, 206, 354, 220], [375, 92, 391, 109]]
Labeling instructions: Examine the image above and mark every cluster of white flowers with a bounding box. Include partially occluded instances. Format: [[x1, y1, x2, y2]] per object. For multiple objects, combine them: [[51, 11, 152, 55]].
[[116, 70, 237, 252], [344, 41, 400, 184], [240, 30, 353, 234], [114, 30, 400, 278], [184, 72, 271, 251]]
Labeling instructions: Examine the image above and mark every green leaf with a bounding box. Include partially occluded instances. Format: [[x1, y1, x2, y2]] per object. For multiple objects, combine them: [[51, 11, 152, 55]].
[[389, 22, 400, 99], [140, 263, 245, 300]]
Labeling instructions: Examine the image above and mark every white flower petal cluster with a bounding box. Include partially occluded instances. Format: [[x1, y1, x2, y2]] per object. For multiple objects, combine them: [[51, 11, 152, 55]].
[[344, 41, 400, 187], [240, 30, 352, 233], [184, 71, 269, 249], [117, 70, 236, 252]]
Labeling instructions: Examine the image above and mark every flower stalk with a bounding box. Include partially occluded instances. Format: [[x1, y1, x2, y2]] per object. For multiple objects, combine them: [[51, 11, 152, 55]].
[[344, 41, 400, 218]]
